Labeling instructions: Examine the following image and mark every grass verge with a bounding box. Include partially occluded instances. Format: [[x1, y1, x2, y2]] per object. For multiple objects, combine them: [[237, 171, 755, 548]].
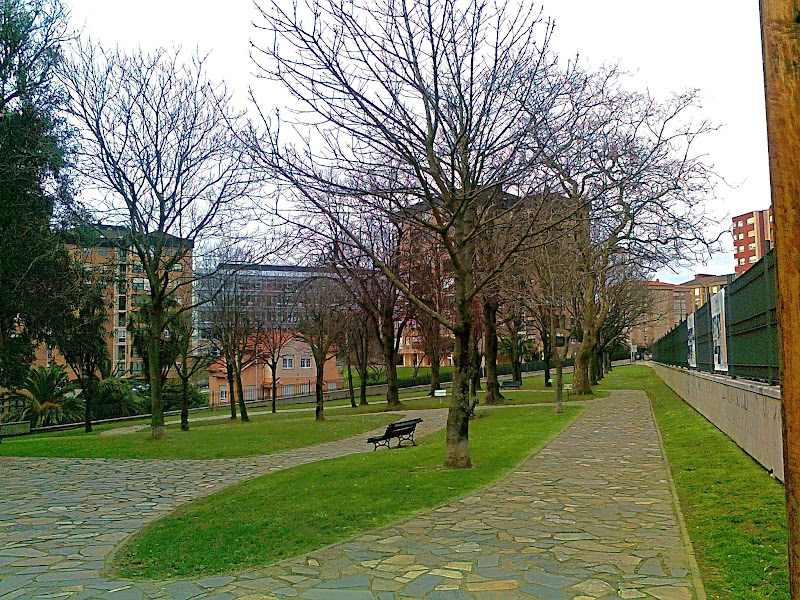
[[112, 405, 582, 579], [598, 364, 788, 600], [0, 412, 398, 460]]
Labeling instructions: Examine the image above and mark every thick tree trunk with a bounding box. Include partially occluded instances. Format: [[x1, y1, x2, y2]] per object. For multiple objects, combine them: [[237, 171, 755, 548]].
[[482, 299, 504, 405], [148, 321, 166, 439], [604, 351, 612, 373], [235, 364, 249, 422], [180, 377, 189, 431], [590, 351, 600, 385], [226, 362, 237, 419], [446, 321, 472, 468], [470, 331, 481, 397], [347, 354, 356, 407], [573, 322, 595, 395], [554, 362, 563, 414]]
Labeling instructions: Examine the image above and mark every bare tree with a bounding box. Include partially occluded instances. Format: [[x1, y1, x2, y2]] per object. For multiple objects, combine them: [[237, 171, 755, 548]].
[[296, 277, 347, 421], [258, 303, 294, 414], [531, 69, 718, 394], [167, 311, 217, 431], [249, 0, 579, 467], [62, 44, 257, 438]]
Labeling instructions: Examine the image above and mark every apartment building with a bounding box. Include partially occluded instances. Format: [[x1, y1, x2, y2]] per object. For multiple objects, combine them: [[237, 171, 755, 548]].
[[629, 281, 691, 350], [206, 336, 342, 405], [680, 272, 735, 311], [732, 208, 774, 275], [35, 224, 194, 379]]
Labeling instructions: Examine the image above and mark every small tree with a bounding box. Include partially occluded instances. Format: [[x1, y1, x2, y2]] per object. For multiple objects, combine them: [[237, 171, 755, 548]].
[[51, 261, 111, 433], [167, 311, 217, 431], [296, 277, 347, 421]]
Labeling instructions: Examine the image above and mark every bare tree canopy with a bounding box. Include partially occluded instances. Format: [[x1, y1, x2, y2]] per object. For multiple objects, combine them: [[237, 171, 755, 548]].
[[61, 43, 260, 438], [250, 0, 575, 468]]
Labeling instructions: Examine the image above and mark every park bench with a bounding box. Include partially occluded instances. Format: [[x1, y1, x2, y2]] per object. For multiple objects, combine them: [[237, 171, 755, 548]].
[[500, 380, 522, 389], [433, 389, 447, 397], [563, 383, 572, 399], [367, 418, 423, 450]]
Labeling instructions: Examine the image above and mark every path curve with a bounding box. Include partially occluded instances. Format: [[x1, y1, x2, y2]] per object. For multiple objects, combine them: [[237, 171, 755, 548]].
[[0, 393, 704, 599]]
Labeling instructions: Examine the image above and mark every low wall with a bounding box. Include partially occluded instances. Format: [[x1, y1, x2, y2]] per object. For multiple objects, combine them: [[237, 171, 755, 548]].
[[651, 363, 784, 481]]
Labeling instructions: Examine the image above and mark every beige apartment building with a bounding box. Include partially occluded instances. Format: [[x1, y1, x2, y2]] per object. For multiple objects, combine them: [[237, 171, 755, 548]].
[[35, 225, 194, 380]]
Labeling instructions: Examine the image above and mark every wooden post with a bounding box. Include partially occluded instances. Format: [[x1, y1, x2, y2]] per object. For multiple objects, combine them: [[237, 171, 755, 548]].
[[760, 1, 800, 595]]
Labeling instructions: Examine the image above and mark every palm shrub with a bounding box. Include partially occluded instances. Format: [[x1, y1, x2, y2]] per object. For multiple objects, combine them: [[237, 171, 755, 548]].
[[9, 364, 84, 427], [96, 377, 143, 419]]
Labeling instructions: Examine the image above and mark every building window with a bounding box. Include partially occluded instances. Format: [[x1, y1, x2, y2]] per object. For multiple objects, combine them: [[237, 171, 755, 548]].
[[738, 220, 743, 227], [220, 388, 228, 403], [283, 384, 295, 396], [749, 255, 758, 263], [117, 345, 126, 360], [738, 233, 744, 240], [694, 288, 700, 296], [300, 356, 312, 369], [739, 258, 745, 265], [282, 355, 294, 369], [327, 382, 337, 391], [748, 230, 756, 237], [748, 243, 756, 250], [747, 216, 755, 225], [711, 286, 718, 293], [98, 247, 108, 256], [739, 245, 744, 252]]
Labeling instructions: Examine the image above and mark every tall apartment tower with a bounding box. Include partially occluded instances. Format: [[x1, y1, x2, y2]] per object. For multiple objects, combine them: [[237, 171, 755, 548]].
[[732, 208, 774, 275]]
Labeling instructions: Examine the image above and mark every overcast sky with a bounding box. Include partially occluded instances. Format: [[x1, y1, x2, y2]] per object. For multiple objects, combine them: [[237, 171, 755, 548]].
[[67, 1, 770, 283]]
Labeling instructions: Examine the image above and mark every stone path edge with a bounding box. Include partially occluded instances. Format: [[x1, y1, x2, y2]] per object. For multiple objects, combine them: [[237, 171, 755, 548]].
[[647, 394, 708, 600], [103, 403, 587, 585]]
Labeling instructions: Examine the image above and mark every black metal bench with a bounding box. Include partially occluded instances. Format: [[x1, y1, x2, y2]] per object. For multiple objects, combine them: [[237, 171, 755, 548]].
[[500, 380, 522, 389], [367, 418, 423, 450]]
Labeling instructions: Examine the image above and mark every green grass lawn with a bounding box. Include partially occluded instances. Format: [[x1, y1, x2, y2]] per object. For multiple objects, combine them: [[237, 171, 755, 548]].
[[0, 412, 398, 460], [597, 365, 788, 600], [112, 404, 582, 579]]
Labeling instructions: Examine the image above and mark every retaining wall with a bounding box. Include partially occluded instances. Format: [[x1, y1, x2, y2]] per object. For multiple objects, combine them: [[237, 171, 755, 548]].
[[651, 362, 784, 481]]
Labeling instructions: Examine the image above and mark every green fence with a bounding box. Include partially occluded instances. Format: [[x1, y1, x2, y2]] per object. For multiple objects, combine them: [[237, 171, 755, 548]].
[[652, 250, 779, 384], [726, 250, 779, 384]]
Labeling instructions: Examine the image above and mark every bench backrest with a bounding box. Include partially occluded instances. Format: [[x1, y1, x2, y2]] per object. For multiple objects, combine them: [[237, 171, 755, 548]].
[[385, 418, 422, 435]]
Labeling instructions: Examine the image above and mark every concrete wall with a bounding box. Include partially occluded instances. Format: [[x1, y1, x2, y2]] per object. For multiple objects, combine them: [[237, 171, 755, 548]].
[[651, 363, 783, 481]]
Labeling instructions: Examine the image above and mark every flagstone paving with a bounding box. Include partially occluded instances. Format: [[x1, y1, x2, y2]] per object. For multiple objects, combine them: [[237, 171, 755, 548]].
[[0, 409, 447, 599], [0, 392, 704, 600]]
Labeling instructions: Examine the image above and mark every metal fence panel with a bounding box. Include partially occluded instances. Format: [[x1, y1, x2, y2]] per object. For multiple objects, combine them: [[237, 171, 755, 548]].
[[726, 250, 779, 383], [694, 300, 714, 373], [652, 250, 779, 384]]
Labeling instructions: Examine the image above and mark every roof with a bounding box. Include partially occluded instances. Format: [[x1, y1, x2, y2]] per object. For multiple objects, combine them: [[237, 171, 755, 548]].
[[63, 223, 194, 249]]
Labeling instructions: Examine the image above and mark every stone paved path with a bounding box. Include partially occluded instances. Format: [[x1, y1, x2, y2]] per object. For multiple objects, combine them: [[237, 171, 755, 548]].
[[0, 392, 703, 600], [0, 410, 447, 600]]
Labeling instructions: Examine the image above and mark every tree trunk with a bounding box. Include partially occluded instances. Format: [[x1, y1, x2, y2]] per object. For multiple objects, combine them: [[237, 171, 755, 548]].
[[590, 351, 600, 385], [347, 354, 356, 408], [82, 376, 95, 433], [483, 298, 504, 405], [148, 320, 166, 439], [315, 350, 325, 421], [226, 361, 237, 419], [235, 363, 249, 422], [429, 336, 441, 395], [380, 315, 401, 409], [543, 329, 552, 387], [180, 376, 190, 431], [510, 327, 522, 382], [446, 321, 472, 468], [271, 368, 278, 414], [470, 330, 481, 396], [554, 362, 563, 414], [573, 321, 595, 395], [604, 351, 612, 373]]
